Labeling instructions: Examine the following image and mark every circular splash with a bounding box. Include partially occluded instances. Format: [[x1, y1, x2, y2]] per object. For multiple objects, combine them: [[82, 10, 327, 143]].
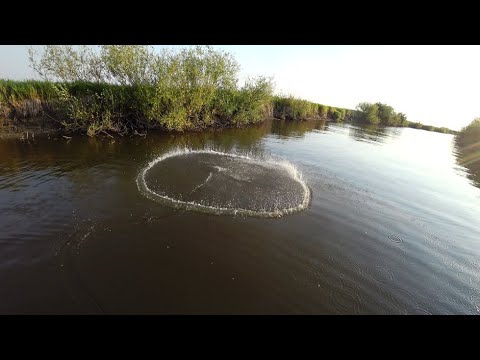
[[136, 149, 311, 217]]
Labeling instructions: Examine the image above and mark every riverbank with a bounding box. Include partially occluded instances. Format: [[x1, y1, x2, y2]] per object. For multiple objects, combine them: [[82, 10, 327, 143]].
[[0, 114, 327, 140], [19, 45, 357, 136], [1, 46, 458, 137], [0, 114, 63, 139], [455, 118, 480, 187], [0, 79, 352, 138], [0, 80, 457, 138]]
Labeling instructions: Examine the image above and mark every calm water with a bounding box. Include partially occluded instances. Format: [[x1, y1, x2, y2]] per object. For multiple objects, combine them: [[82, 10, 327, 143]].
[[1, 120, 479, 314]]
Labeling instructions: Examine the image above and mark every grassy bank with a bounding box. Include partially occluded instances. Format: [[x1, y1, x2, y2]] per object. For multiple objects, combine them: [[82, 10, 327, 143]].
[[0, 79, 357, 136], [457, 118, 480, 147], [272, 96, 353, 122], [455, 118, 480, 186], [0, 45, 457, 137], [0, 79, 274, 136]]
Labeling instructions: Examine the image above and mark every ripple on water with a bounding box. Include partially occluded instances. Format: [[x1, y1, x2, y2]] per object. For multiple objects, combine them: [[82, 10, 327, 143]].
[[426, 233, 440, 241], [387, 286, 432, 315], [329, 286, 363, 315], [387, 233, 403, 243], [367, 265, 394, 284], [136, 148, 311, 218]]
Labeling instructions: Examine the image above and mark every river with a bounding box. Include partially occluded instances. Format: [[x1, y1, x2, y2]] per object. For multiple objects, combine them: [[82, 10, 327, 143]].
[[1, 120, 479, 314]]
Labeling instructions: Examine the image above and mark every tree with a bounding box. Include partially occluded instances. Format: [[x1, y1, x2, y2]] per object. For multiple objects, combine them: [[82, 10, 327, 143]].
[[396, 112, 408, 126], [375, 102, 396, 125], [356, 102, 380, 125]]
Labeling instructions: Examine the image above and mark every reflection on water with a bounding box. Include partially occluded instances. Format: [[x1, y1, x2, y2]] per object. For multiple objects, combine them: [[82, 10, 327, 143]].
[[348, 124, 401, 144], [271, 119, 328, 138], [1, 120, 479, 314]]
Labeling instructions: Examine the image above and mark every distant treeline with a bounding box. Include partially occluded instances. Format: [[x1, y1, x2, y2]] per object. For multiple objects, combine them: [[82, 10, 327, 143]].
[[353, 102, 456, 134], [0, 45, 456, 136]]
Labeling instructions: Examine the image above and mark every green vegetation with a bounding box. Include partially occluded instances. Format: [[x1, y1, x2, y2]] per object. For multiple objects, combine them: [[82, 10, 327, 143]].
[[455, 118, 480, 186], [0, 80, 59, 118], [273, 96, 318, 120], [0, 45, 457, 136], [457, 118, 480, 147], [1, 45, 273, 135], [354, 101, 456, 134], [356, 102, 410, 126], [269, 95, 351, 123]]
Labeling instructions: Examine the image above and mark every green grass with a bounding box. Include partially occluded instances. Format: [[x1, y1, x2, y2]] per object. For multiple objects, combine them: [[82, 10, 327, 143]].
[[0, 80, 58, 118], [272, 96, 319, 120], [0, 79, 274, 135], [271, 96, 353, 123]]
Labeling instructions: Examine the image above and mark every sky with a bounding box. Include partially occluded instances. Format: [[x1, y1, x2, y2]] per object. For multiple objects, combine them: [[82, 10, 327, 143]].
[[1, 45, 479, 130]]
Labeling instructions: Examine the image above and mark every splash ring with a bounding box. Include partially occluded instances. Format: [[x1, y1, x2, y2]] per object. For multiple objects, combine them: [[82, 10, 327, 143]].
[[136, 149, 311, 218]]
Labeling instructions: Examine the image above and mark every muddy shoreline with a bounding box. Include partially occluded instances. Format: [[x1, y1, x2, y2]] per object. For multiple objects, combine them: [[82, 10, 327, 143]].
[[0, 116, 328, 139]]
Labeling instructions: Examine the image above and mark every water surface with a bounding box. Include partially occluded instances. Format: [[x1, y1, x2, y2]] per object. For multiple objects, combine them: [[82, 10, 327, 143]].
[[1, 120, 479, 314]]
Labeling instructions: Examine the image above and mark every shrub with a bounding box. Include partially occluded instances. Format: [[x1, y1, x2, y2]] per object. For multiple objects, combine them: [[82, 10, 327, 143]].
[[24, 45, 273, 134]]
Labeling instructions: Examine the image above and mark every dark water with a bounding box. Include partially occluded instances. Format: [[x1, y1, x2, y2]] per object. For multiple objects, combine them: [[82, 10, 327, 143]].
[[1, 120, 479, 314]]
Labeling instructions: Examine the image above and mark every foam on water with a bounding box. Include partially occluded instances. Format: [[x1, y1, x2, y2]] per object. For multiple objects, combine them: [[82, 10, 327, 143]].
[[136, 147, 311, 218]]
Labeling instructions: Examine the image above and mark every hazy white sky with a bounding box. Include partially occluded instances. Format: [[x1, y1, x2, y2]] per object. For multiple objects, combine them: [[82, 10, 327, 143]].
[[1, 45, 479, 130]]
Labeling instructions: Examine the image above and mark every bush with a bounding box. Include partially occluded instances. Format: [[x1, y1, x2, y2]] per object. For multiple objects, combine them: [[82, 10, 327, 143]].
[[23, 45, 274, 134]]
